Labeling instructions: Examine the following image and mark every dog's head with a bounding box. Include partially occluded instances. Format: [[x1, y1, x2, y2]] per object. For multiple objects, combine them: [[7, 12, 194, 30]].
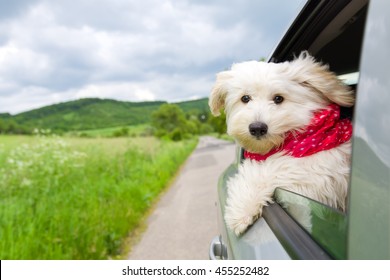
[[209, 52, 354, 154]]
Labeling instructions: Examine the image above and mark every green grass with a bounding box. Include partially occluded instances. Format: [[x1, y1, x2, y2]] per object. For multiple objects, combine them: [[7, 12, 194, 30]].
[[0, 135, 197, 259], [68, 124, 153, 138]]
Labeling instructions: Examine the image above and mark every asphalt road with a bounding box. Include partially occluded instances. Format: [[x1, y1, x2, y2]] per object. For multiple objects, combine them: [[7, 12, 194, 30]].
[[127, 136, 236, 260]]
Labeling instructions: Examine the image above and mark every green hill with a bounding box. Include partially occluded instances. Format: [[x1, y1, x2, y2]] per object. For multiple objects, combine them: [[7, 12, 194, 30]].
[[1, 97, 209, 132], [176, 98, 209, 113]]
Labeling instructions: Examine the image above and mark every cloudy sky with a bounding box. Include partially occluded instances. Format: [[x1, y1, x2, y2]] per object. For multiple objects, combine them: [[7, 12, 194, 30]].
[[0, 0, 303, 114]]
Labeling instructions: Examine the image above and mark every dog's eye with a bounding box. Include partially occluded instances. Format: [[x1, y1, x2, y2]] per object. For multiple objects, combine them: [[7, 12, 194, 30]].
[[273, 95, 284, 104], [241, 95, 251, 103]]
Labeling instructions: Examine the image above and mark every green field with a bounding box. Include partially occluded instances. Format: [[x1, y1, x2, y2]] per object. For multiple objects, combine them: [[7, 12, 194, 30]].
[[68, 124, 153, 138], [0, 135, 197, 259]]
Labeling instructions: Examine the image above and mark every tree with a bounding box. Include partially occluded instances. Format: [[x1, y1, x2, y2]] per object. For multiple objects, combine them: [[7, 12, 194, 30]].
[[0, 119, 31, 134], [207, 111, 227, 135], [151, 104, 188, 141]]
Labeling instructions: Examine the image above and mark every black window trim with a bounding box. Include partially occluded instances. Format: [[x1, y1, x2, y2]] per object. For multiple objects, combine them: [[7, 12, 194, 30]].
[[263, 203, 332, 259], [270, 0, 353, 63]]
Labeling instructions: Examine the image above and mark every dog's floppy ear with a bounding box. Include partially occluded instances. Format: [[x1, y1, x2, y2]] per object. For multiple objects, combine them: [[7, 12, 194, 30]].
[[290, 52, 355, 107], [209, 71, 232, 116]]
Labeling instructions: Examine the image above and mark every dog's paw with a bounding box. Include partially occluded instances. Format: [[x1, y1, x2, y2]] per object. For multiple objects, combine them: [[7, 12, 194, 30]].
[[227, 214, 255, 235], [225, 207, 260, 235]]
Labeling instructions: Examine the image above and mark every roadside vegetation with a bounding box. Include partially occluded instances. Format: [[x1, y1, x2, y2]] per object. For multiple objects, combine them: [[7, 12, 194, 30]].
[[0, 97, 228, 259], [0, 134, 197, 259]]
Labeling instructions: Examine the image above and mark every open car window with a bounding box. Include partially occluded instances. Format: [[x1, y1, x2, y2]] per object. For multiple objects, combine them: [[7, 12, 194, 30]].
[[268, 1, 369, 260], [274, 188, 347, 259]]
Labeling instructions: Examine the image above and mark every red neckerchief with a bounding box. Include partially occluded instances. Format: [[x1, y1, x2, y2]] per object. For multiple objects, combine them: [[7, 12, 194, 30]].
[[244, 104, 352, 161]]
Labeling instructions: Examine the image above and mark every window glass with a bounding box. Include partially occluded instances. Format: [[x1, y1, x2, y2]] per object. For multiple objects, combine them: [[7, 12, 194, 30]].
[[274, 188, 347, 259]]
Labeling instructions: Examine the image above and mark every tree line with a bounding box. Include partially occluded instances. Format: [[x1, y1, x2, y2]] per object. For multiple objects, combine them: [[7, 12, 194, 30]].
[[151, 103, 226, 141], [0, 119, 31, 134]]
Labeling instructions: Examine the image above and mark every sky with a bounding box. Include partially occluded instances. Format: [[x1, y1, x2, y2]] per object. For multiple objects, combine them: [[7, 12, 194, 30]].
[[0, 0, 303, 115]]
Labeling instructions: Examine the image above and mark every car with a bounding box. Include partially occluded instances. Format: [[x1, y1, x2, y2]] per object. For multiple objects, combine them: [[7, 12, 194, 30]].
[[209, 0, 390, 260]]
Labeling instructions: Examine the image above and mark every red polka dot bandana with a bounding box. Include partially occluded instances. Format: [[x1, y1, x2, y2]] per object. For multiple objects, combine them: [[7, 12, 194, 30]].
[[244, 103, 353, 161]]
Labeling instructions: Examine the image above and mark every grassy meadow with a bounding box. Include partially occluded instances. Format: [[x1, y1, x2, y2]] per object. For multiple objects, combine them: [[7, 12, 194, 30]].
[[68, 124, 153, 138], [0, 134, 197, 259]]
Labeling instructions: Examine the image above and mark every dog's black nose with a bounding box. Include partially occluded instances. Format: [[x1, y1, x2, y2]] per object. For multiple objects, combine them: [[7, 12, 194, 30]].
[[249, 122, 268, 137]]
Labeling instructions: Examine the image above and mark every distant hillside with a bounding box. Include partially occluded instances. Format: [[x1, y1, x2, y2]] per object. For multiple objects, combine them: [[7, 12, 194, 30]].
[[175, 98, 209, 113], [1, 97, 210, 132]]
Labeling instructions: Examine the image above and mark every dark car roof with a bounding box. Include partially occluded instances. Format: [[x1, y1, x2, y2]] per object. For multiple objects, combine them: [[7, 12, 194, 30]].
[[270, 0, 367, 75]]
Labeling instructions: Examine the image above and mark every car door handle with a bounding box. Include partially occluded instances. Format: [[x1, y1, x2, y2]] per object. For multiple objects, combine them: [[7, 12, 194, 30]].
[[209, 235, 228, 260]]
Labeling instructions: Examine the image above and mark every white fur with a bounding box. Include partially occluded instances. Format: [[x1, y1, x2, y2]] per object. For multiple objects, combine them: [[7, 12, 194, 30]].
[[209, 52, 354, 235]]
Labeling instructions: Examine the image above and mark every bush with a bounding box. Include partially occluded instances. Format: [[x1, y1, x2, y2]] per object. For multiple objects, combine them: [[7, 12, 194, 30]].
[[112, 127, 129, 137]]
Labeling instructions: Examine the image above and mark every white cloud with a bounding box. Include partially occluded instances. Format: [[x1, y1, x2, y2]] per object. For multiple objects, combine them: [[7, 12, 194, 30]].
[[0, 43, 52, 85], [74, 82, 156, 102], [0, 85, 52, 114], [0, 0, 303, 114]]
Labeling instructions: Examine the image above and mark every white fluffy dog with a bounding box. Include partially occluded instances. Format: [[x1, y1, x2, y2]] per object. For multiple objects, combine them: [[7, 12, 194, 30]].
[[209, 52, 354, 235]]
